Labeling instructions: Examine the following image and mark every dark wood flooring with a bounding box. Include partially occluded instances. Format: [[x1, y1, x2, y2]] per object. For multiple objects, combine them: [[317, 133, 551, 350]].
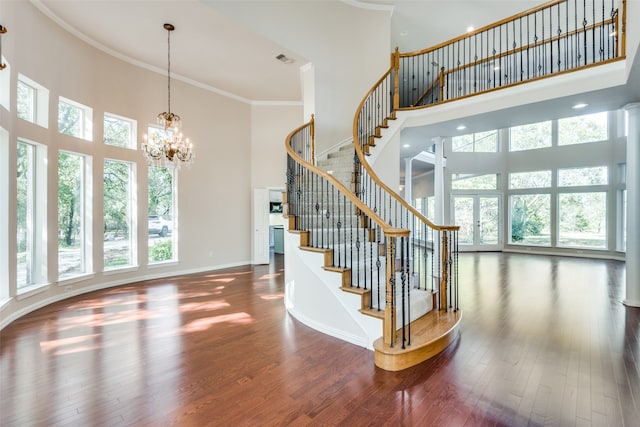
[[1, 253, 639, 426]]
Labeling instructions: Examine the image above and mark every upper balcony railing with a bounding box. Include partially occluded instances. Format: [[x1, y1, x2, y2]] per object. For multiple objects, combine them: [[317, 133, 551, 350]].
[[396, 0, 626, 108]]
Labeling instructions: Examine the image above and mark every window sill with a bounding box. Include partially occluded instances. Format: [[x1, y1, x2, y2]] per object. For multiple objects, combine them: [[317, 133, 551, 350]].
[[103, 265, 139, 276], [148, 260, 179, 269], [58, 272, 96, 287], [17, 282, 51, 300]]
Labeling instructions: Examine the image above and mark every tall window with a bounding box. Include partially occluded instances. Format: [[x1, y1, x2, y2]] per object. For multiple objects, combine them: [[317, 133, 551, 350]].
[[17, 142, 35, 288], [510, 194, 551, 245], [103, 160, 135, 270], [58, 97, 93, 141], [148, 166, 175, 264], [452, 130, 498, 152], [58, 151, 91, 279], [17, 140, 47, 289], [104, 113, 136, 149], [509, 120, 551, 151], [558, 112, 607, 146], [558, 192, 607, 248], [17, 74, 49, 127]]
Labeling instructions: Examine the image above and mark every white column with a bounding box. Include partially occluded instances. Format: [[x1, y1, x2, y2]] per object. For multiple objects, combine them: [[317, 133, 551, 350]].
[[432, 137, 445, 279], [624, 103, 640, 307], [432, 137, 446, 225], [404, 157, 413, 203]]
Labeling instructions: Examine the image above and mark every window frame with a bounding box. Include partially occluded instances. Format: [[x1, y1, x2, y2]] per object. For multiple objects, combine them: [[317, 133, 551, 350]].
[[104, 112, 137, 149], [17, 74, 49, 128], [58, 96, 93, 141], [58, 150, 93, 282], [103, 158, 137, 272]]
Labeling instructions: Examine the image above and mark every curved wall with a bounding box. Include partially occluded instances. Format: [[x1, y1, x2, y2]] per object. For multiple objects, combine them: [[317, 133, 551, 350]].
[[0, 2, 257, 329]]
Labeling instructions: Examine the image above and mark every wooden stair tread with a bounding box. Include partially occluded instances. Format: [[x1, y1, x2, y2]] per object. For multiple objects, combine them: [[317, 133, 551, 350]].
[[340, 285, 370, 296], [299, 246, 331, 254], [359, 307, 384, 319], [373, 309, 462, 371]]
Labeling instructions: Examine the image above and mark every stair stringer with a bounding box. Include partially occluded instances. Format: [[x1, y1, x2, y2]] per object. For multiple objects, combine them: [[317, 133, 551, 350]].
[[283, 228, 383, 350]]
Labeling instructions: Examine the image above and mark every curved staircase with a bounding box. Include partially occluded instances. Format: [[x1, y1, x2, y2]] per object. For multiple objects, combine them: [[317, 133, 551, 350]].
[[284, 0, 625, 371]]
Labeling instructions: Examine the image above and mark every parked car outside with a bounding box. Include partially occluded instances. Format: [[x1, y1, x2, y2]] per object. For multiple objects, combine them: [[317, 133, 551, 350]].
[[148, 215, 172, 237]]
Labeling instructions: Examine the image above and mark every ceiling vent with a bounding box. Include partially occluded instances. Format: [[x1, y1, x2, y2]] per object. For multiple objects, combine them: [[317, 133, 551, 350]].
[[275, 53, 294, 64]]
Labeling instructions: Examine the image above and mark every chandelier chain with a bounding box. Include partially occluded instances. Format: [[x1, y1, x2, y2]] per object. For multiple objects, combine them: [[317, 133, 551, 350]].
[[167, 26, 171, 115]]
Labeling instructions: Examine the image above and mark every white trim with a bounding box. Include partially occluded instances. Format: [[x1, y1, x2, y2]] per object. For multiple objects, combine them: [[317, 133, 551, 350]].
[[622, 299, 640, 307], [31, 0, 300, 106], [286, 306, 369, 349], [341, 0, 394, 14], [503, 247, 626, 262]]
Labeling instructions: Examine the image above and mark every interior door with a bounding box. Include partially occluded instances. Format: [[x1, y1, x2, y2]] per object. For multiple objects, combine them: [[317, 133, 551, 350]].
[[452, 194, 501, 251], [252, 188, 270, 264]]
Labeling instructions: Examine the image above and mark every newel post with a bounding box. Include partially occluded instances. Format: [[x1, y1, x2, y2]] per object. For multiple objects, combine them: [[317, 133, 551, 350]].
[[392, 47, 400, 111]]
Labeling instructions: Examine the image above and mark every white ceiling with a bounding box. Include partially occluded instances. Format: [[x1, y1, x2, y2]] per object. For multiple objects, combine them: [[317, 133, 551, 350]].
[[35, 0, 545, 104], [34, 0, 640, 178]]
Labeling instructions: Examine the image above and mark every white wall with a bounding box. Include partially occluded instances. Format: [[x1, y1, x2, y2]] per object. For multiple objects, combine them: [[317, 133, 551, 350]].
[[206, 0, 391, 153], [250, 104, 303, 188], [0, 1, 277, 327]]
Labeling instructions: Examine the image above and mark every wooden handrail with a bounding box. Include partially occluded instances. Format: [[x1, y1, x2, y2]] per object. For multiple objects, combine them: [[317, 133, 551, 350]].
[[413, 74, 441, 107], [352, 70, 459, 233], [398, 0, 569, 58], [441, 16, 619, 78], [285, 119, 410, 239]]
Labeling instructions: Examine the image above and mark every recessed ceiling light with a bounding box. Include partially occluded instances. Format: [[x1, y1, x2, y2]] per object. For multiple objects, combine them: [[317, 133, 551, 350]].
[[403, 144, 411, 148], [456, 125, 466, 131], [573, 103, 588, 109], [467, 26, 474, 32]]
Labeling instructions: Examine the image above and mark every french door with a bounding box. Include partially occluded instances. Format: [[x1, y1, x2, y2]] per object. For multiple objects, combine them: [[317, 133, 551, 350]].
[[452, 194, 501, 251]]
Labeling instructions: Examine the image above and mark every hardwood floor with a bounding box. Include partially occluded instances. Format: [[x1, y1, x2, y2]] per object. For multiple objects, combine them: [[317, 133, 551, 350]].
[[1, 253, 638, 426]]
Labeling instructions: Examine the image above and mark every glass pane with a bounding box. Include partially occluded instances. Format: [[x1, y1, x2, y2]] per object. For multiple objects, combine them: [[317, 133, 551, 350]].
[[452, 174, 497, 190], [509, 170, 552, 189], [58, 152, 84, 279], [104, 160, 133, 269], [17, 142, 34, 288], [558, 192, 607, 249], [510, 194, 551, 245], [454, 197, 474, 245], [558, 166, 608, 187], [474, 131, 498, 152], [148, 166, 174, 263], [104, 114, 133, 148], [509, 121, 551, 151], [58, 100, 83, 137], [17, 80, 36, 123], [558, 112, 607, 146], [452, 134, 473, 152], [479, 197, 499, 245]]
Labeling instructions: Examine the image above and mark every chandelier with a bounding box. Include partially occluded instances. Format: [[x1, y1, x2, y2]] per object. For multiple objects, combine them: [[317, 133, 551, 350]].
[[142, 23, 194, 168]]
